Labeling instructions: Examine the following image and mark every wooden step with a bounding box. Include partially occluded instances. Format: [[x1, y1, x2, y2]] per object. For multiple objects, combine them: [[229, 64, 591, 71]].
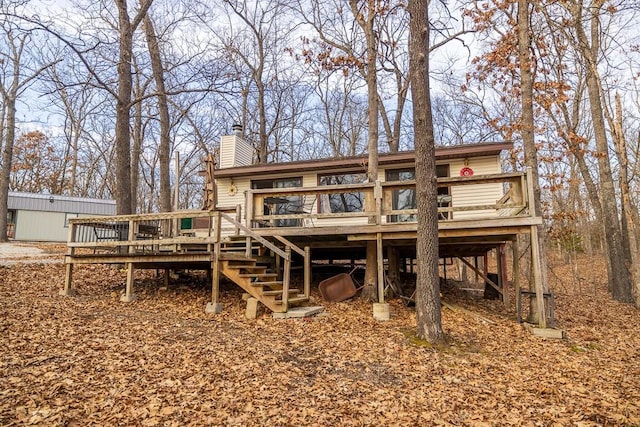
[[220, 253, 256, 262], [239, 273, 277, 280], [273, 296, 309, 305], [237, 266, 267, 273], [250, 281, 283, 288], [261, 288, 300, 296]]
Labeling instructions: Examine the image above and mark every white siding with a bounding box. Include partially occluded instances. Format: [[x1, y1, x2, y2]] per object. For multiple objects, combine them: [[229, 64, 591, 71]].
[[449, 156, 504, 219], [219, 135, 253, 168], [212, 154, 506, 231], [14, 210, 70, 242]]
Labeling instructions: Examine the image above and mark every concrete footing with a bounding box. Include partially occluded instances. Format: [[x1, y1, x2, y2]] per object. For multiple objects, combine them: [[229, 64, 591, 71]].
[[245, 298, 261, 319], [120, 294, 137, 303], [58, 288, 76, 297], [205, 302, 224, 314], [524, 323, 565, 339], [373, 303, 390, 321], [272, 306, 324, 319]]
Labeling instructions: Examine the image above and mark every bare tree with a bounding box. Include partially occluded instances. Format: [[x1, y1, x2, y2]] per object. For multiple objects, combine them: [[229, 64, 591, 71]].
[[0, 2, 58, 241], [141, 4, 171, 212], [409, 0, 444, 343], [113, 0, 154, 214]]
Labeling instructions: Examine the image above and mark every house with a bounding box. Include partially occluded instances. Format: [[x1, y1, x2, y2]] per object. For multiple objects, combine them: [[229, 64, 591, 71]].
[[60, 130, 546, 325], [7, 192, 116, 242]]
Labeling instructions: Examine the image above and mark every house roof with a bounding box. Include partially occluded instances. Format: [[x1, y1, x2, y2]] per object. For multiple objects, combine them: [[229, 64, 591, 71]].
[[213, 142, 513, 179], [8, 192, 116, 215]]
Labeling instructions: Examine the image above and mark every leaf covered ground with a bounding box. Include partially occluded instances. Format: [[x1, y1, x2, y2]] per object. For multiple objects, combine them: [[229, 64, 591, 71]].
[[0, 247, 638, 426]]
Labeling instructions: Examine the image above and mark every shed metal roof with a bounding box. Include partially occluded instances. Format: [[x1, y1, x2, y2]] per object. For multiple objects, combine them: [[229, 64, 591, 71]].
[[8, 192, 116, 215]]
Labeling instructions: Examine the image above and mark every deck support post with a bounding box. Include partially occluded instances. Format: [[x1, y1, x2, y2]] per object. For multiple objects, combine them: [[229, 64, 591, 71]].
[[120, 262, 136, 302], [474, 256, 479, 283], [513, 240, 521, 318], [282, 247, 291, 313], [373, 232, 390, 321], [530, 225, 546, 328], [304, 246, 311, 298], [59, 263, 76, 296], [60, 224, 77, 296], [163, 268, 170, 288], [498, 244, 509, 308], [376, 233, 384, 303], [442, 258, 447, 282], [206, 217, 223, 314], [388, 247, 399, 285]]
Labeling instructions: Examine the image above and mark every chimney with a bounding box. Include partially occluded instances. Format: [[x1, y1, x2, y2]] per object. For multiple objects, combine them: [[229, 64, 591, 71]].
[[219, 124, 253, 169]]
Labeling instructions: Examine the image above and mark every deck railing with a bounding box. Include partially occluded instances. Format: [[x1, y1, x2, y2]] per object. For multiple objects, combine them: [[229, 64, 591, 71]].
[[67, 208, 241, 254], [246, 170, 532, 228]]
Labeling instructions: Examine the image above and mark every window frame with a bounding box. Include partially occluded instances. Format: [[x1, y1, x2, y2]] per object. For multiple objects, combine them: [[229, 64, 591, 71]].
[[317, 171, 368, 214]]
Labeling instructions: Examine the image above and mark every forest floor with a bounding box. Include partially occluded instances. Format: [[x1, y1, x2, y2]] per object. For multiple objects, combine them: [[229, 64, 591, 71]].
[[0, 244, 638, 426]]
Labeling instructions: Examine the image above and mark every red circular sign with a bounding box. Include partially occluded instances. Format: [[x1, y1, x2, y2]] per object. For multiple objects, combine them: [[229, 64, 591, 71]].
[[460, 167, 474, 177]]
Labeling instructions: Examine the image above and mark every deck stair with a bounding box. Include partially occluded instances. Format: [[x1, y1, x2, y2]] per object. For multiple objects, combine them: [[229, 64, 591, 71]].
[[218, 241, 308, 313]]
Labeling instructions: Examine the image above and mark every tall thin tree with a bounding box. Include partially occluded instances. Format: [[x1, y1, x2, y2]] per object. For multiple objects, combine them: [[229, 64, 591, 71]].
[[409, 0, 444, 343]]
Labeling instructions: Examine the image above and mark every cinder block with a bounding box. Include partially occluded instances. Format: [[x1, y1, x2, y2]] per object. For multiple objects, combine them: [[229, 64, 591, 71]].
[[205, 302, 224, 314], [245, 297, 260, 319], [373, 303, 390, 321]]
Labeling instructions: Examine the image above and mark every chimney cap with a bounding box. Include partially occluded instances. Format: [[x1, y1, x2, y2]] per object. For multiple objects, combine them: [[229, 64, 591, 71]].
[[232, 123, 243, 132]]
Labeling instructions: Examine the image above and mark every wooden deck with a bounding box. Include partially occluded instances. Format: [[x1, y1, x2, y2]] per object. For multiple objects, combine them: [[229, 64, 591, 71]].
[[61, 170, 542, 315]]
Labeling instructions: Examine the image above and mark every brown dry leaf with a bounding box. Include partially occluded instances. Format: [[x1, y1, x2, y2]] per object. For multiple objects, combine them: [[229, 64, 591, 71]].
[[0, 250, 638, 425]]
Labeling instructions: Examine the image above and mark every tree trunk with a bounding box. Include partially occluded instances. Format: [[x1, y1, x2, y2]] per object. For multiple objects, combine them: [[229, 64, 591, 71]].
[[409, 0, 444, 343], [517, 0, 550, 323], [115, 0, 136, 215], [0, 96, 17, 242], [349, 0, 380, 297], [610, 93, 640, 306], [142, 11, 172, 212], [113, 0, 153, 214], [572, 3, 633, 303]]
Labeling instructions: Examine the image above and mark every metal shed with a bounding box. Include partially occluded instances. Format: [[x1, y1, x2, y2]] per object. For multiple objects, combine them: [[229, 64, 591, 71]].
[[8, 192, 116, 242]]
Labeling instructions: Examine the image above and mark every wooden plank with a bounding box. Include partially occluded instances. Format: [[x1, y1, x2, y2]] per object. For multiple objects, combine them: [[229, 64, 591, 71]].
[[377, 232, 384, 303], [458, 256, 502, 294], [304, 246, 311, 298], [531, 225, 547, 328], [523, 323, 565, 339], [212, 241, 221, 305]]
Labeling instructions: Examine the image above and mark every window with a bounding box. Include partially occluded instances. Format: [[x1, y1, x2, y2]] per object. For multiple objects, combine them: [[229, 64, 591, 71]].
[[386, 169, 417, 222], [386, 165, 450, 222], [318, 172, 367, 213], [252, 178, 302, 227]]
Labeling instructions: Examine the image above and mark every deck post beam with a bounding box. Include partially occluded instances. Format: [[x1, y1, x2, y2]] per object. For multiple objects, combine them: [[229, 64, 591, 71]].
[[282, 247, 291, 312], [513, 240, 521, 319], [60, 223, 77, 296], [530, 225, 547, 328], [498, 244, 509, 307], [376, 232, 384, 303], [59, 263, 76, 296], [304, 246, 311, 298], [120, 262, 136, 302], [206, 213, 223, 314]]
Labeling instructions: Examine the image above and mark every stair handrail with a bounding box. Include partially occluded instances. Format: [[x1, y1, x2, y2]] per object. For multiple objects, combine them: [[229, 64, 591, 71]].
[[219, 212, 289, 260], [272, 235, 305, 257]]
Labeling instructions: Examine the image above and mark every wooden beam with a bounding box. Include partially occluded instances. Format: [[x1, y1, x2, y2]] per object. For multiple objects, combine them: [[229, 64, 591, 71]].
[[304, 246, 311, 298], [458, 256, 502, 294], [513, 240, 520, 318], [498, 244, 509, 307], [376, 232, 384, 303], [531, 225, 547, 328], [212, 241, 221, 305]]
